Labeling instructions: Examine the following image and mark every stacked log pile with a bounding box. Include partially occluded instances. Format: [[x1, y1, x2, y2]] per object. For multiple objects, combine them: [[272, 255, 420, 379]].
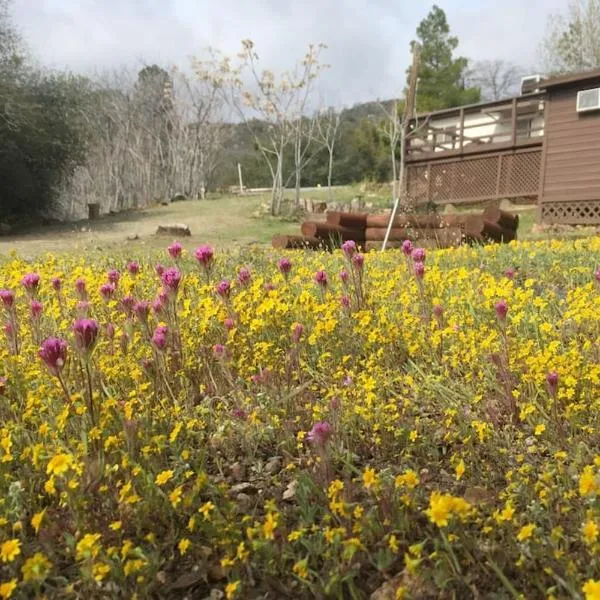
[[273, 206, 519, 251]]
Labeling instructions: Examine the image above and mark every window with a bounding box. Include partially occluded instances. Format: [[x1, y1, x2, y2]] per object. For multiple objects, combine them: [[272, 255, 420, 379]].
[[576, 88, 600, 113]]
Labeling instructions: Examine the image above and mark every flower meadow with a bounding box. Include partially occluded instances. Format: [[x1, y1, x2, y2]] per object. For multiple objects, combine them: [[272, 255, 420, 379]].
[[0, 238, 599, 600]]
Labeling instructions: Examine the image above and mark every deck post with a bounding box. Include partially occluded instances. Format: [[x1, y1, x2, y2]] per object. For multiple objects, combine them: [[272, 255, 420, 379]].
[[495, 154, 503, 197], [459, 108, 465, 153], [511, 98, 517, 146], [426, 163, 432, 203]]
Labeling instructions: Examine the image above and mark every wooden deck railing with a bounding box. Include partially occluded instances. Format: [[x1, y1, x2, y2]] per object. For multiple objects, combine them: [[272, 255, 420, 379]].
[[406, 93, 546, 162]]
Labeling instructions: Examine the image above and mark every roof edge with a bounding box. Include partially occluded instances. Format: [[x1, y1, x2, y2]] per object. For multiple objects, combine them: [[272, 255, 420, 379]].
[[539, 67, 600, 89]]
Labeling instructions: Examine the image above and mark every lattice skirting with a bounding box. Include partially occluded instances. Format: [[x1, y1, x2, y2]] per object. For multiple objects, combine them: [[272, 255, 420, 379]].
[[406, 150, 541, 205], [541, 200, 600, 224]]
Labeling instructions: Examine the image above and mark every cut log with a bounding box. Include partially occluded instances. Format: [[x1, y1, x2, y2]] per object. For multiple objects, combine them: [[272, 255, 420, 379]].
[[365, 227, 411, 241], [301, 221, 364, 242], [482, 207, 519, 230], [365, 213, 452, 229], [155, 224, 191, 237], [326, 211, 368, 229]]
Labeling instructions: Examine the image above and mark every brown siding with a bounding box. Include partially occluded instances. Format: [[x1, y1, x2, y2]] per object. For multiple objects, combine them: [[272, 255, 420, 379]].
[[542, 84, 600, 204]]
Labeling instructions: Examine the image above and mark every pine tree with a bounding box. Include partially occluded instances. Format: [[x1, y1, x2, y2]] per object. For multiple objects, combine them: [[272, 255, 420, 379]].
[[411, 5, 480, 112]]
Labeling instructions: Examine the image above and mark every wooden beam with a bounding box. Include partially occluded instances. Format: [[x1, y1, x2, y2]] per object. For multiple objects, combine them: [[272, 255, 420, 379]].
[[495, 154, 503, 196], [459, 108, 465, 153], [511, 97, 517, 146]]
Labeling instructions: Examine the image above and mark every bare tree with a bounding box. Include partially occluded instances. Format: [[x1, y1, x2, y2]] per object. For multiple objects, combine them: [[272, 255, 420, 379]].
[[54, 65, 228, 220], [377, 100, 402, 203], [315, 107, 342, 200], [469, 60, 524, 101], [194, 40, 328, 215], [541, 0, 600, 74]]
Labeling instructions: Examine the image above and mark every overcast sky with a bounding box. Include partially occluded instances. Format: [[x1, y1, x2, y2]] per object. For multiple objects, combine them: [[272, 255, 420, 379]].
[[12, 0, 568, 106]]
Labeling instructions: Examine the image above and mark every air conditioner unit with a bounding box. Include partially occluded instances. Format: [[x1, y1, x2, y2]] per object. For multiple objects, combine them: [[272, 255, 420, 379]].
[[576, 88, 600, 113], [521, 74, 543, 95]]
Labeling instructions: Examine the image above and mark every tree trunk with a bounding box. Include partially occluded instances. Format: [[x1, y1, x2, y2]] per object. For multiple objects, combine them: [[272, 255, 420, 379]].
[[294, 134, 302, 208], [327, 146, 334, 200]]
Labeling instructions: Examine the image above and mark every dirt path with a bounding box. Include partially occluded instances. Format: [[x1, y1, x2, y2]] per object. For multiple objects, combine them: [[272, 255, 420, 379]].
[[0, 197, 297, 259]]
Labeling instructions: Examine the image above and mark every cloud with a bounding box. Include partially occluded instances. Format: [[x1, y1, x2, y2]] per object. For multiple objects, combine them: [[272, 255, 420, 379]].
[[11, 0, 568, 106]]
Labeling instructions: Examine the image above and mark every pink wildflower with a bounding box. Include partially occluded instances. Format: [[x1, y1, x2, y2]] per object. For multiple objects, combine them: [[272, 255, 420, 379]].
[[161, 267, 182, 295], [306, 421, 332, 447], [127, 261, 140, 276], [72, 318, 99, 354], [314, 270, 328, 287], [0, 289, 15, 310], [495, 299, 508, 322], [30, 300, 43, 319], [107, 269, 120, 285], [194, 244, 214, 267], [278, 257, 292, 278], [168, 241, 183, 260], [216, 279, 231, 299], [152, 325, 168, 351], [38, 337, 68, 376], [414, 262, 425, 279], [412, 248, 426, 263], [21, 273, 40, 293], [342, 240, 357, 258], [237, 267, 251, 287], [100, 283, 116, 302]]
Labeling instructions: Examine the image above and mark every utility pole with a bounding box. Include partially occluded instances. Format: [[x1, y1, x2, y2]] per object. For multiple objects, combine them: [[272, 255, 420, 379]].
[[382, 42, 420, 251]]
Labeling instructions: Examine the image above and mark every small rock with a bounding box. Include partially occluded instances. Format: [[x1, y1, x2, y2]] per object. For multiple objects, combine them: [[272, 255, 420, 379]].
[[464, 486, 495, 505], [208, 565, 226, 581], [370, 574, 404, 600], [230, 462, 246, 482], [126, 234, 140, 241], [282, 479, 298, 501], [229, 482, 257, 495], [235, 493, 252, 512], [155, 224, 191, 237], [207, 589, 224, 600], [265, 457, 282, 475]]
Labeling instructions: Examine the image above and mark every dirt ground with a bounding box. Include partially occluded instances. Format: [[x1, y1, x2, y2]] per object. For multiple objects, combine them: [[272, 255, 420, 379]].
[[0, 196, 298, 259]]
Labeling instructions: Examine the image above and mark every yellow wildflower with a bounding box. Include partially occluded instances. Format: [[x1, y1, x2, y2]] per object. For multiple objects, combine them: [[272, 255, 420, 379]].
[[46, 453, 72, 476], [362, 467, 378, 490], [178, 538, 191, 555], [582, 520, 599, 545], [199, 501, 215, 520], [31, 510, 45, 534], [583, 580, 600, 600], [395, 469, 419, 489], [21, 553, 52, 583], [0, 540, 20, 563], [76, 533, 102, 561], [225, 580, 241, 599], [0, 580, 17, 599], [292, 558, 309, 579], [262, 513, 278, 540], [579, 466, 599, 497], [517, 524, 535, 542], [155, 470, 174, 486]]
